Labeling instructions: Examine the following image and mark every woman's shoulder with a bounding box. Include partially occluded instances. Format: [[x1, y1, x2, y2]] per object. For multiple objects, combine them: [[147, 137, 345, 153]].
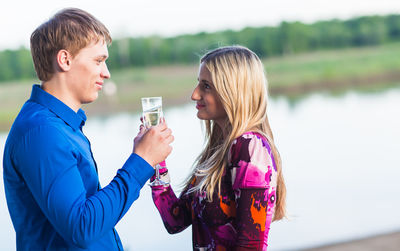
[[230, 132, 272, 162], [232, 131, 270, 145], [229, 131, 275, 189]]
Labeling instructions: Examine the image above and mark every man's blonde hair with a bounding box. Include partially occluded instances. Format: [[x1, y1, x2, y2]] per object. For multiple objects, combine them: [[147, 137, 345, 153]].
[[30, 8, 112, 81]]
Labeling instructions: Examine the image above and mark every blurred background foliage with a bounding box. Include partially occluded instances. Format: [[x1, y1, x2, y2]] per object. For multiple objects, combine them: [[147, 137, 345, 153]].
[[1, 14, 400, 82], [1, 14, 400, 131]]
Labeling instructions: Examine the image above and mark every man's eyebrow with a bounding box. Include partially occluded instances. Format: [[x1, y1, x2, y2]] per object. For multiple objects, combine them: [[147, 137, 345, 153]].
[[96, 55, 108, 60]]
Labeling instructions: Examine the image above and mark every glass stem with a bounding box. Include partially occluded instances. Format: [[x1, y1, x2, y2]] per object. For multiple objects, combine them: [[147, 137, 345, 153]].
[[155, 165, 160, 180]]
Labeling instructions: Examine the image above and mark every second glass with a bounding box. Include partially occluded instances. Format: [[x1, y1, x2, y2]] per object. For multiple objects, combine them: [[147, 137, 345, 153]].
[[141, 97, 168, 186]]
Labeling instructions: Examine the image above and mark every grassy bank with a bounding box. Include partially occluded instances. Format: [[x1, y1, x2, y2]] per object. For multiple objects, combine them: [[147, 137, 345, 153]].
[[266, 42, 400, 95], [1, 42, 400, 131]]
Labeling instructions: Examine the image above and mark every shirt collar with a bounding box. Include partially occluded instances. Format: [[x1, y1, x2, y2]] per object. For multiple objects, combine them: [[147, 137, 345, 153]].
[[29, 84, 87, 130]]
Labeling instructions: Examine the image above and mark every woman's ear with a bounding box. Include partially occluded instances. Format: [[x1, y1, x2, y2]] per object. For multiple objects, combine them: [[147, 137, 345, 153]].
[[56, 49, 72, 72]]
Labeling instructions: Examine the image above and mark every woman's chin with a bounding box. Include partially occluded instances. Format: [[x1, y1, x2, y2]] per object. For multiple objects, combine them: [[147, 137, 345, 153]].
[[196, 112, 207, 121]]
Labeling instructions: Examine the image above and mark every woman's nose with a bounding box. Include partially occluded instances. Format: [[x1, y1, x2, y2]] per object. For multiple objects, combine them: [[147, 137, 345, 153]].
[[191, 85, 201, 101]]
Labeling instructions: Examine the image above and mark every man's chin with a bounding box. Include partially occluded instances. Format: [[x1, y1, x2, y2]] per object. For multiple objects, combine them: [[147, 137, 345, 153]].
[[82, 95, 99, 105]]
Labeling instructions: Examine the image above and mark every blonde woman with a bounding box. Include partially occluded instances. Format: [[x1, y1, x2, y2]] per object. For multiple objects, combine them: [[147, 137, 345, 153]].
[[151, 46, 286, 250]]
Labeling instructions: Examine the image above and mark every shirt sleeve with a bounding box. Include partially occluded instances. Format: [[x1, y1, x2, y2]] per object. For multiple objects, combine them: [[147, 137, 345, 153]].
[[151, 173, 192, 234], [14, 125, 154, 249], [229, 134, 277, 250]]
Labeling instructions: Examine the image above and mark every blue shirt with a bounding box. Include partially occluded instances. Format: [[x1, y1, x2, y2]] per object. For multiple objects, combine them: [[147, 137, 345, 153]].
[[3, 85, 154, 250]]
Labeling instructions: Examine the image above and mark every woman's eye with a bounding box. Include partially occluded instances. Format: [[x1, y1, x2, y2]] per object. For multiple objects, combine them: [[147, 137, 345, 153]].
[[197, 80, 212, 90]]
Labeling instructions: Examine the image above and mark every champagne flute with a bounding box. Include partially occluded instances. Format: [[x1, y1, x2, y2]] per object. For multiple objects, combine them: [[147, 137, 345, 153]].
[[141, 97, 169, 186]]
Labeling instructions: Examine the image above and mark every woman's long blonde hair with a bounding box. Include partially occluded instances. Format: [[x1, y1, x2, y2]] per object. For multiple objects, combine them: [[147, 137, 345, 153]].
[[186, 45, 286, 221]]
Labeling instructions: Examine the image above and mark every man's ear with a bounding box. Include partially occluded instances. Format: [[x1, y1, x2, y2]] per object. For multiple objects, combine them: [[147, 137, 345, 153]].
[[56, 49, 72, 72]]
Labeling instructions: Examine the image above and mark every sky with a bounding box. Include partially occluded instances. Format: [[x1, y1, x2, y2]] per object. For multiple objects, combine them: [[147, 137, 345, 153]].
[[1, 0, 399, 50]]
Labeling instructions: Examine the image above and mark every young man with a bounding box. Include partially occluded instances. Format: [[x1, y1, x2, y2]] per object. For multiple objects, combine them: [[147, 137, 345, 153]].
[[2, 8, 173, 250]]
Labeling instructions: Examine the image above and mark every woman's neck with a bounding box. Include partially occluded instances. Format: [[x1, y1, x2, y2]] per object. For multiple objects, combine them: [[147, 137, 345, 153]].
[[214, 119, 230, 138]]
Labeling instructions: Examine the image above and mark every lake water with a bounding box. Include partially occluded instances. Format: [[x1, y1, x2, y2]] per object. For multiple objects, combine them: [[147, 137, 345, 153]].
[[1, 87, 400, 250]]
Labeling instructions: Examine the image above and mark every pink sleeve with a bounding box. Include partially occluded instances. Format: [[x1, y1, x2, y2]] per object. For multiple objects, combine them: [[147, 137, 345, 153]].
[[151, 177, 192, 234], [229, 133, 277, 250], [230, 133, 277, 190]]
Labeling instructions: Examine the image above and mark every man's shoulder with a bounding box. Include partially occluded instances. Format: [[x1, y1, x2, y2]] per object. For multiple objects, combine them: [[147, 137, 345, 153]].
[[8, 101, 64, 140]]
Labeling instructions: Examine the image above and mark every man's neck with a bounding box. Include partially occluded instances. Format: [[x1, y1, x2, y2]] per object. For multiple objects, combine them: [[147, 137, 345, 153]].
[[41, 77, 81, 113]]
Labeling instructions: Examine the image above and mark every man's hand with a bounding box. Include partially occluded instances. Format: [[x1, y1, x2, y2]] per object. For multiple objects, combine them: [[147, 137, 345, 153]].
[[133, 121, 174, 167]]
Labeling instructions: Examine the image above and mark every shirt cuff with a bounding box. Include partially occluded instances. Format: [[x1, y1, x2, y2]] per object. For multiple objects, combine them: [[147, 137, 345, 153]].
[[124, 153, 155, 187]]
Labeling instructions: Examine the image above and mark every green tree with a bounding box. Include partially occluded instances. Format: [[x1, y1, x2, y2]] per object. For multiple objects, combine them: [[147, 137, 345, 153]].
[[386, 14, 400, 40]]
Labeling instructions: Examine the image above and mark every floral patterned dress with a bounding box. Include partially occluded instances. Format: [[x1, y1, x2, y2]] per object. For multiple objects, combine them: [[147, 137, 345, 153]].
[[152, 132, 278, 250]]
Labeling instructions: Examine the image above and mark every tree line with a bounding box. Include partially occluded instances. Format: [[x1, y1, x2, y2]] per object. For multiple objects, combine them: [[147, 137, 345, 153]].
[[1, 14, 400, 82]]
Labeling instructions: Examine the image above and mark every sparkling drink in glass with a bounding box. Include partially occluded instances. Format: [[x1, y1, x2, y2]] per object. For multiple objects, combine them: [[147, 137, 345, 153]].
[[141, 97, 168, 186]]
